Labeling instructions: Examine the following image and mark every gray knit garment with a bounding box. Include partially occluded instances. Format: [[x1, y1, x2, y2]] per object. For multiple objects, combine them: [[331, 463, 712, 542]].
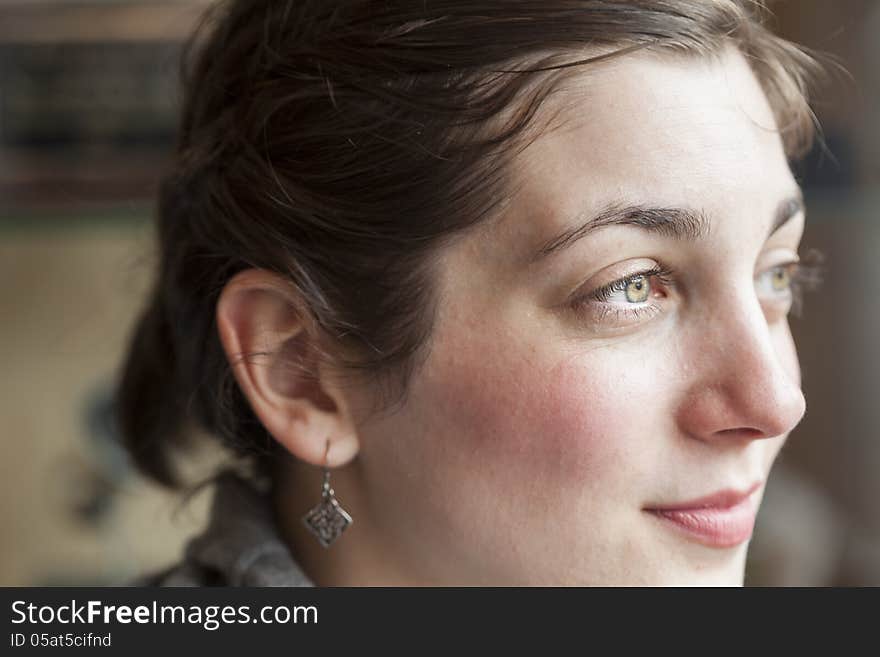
[[141, 471, 314, 587]]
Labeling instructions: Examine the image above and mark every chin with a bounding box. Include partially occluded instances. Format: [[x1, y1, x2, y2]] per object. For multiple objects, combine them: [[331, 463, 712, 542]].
[[658, 549, 750, 587], [612, 540, 751, 586]]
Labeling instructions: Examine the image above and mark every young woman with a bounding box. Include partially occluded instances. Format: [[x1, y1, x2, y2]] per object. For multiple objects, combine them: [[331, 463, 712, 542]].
[[118, 0, 824, 586]]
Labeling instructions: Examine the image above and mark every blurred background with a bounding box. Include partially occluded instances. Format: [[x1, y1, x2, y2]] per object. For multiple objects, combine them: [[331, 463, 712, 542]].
[[0, 0, 877, 586]]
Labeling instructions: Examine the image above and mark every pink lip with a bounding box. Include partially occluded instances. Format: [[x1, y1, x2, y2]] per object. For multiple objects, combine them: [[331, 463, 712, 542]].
[[644, 483, 762, 548]]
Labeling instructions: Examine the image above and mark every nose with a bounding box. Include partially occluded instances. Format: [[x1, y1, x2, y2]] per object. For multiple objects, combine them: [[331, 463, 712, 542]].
[[676, 288, 806, 444]]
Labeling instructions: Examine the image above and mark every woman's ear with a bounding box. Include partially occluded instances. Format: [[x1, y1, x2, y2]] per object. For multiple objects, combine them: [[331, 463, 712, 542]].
[[215, 268, 359, 468]]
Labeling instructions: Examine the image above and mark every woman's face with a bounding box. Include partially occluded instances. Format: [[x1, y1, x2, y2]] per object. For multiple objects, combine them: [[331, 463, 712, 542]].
[[352, 47, 807, 585]]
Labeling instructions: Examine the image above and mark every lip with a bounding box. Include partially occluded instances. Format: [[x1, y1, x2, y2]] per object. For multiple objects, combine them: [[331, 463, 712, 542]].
[[643, 483, 762, 548]]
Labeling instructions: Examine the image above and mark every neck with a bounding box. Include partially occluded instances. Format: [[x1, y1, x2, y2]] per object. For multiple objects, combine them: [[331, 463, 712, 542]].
[[271, 453, 429, 586]]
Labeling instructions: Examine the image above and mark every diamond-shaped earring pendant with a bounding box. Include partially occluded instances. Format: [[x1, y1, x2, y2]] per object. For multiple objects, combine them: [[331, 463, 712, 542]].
[[302, 468, 352, 548]]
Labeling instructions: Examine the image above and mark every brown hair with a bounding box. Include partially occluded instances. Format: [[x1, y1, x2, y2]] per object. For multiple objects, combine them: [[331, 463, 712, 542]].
[[115, 0, 821, 486]]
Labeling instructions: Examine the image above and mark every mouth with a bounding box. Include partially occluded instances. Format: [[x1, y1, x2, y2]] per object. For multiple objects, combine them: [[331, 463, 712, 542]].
[[643, 482, 762, 549]]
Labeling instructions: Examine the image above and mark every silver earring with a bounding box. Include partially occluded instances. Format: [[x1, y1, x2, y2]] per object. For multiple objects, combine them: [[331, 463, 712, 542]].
[[302, 439, 353, 548]]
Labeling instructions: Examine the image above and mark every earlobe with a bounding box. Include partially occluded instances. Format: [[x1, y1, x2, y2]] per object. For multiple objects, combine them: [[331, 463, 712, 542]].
[[215, 268, 359, 468]]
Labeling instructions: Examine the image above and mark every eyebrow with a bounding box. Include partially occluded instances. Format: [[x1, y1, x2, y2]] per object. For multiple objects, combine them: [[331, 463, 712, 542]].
[[527, 193, 804, 265]]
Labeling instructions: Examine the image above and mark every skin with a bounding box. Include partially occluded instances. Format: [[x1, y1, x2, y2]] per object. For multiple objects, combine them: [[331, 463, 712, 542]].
[[217, 46, 808, 585]]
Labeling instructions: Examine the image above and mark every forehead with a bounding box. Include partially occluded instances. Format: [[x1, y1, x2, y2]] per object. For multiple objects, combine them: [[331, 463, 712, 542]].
[[482, 46, 796, 264]]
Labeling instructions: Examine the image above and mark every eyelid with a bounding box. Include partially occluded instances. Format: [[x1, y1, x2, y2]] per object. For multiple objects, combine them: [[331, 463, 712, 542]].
[[585, 264, 675, 302], [566, 247, 825, 328], [756, 246, 800, 270], [566, 262, 675, 329], [757, 250, 826, 317]]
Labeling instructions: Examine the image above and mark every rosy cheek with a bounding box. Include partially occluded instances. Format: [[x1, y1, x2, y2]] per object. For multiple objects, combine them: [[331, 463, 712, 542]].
[[540, 354, 649, 483], [428, 337, 641, 488]]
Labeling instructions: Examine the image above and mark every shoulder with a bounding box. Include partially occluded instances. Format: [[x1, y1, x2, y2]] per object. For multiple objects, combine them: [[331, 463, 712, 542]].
[[132, 471, 314, 587]]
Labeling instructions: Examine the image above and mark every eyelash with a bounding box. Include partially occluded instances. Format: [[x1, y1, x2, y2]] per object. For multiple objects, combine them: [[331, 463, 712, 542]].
[[781, 248, 826, 317], [570, 264, 675, 325], [589, 264, 676, 303], [569, 249, 825, 326]]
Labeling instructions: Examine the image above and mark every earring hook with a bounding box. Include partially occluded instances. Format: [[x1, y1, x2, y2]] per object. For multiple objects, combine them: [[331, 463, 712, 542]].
[[302, 435, 353, 547], [322, 438, 332, 498]]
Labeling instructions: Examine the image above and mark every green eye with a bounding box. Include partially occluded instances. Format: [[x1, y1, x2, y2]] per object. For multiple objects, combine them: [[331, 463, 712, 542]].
[[625, 275, 650, 303], [770, 266, 791, 291]]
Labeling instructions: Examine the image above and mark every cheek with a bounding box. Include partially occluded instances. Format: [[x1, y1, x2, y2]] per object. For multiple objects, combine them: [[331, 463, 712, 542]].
[[423, 335, 655, 491]]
